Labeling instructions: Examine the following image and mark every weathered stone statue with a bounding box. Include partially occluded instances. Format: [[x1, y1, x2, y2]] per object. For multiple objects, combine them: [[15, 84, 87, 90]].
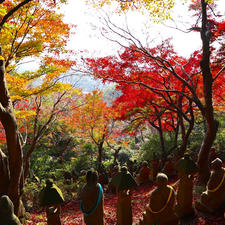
[[80, 170, 104, 225], [136, 161, 150, 184], [162, 156, 177, 178], [140, 173, 178, 225], [196, 158, 225, 213], [112, 166, 138, 225], [39, 179, 64, 225], [0, 195, 21, 225], [127, 160, 135, 176], [174, 153, 198, 218]]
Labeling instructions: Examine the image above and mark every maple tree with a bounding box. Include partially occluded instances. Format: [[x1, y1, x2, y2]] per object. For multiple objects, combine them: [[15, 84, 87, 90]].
[[0, 1, 62, 31], [16, 90, 80, 181], [85, 0, 225, 183], [86, 43, 201, 156], [65, 90, 118, 163], [113, 80, 195, 161], [0, 0, 74, 215], [0, 0, 75, 100]]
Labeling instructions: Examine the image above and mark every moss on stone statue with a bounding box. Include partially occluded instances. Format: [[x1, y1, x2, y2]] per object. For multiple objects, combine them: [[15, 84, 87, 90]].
[[39, 179, 64, 206], [112, 166, 137, 190], [175, 154, 198, 175], [0, 195, 21, 225]]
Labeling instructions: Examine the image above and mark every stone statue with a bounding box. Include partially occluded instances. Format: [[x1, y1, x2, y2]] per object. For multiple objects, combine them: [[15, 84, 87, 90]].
[[196, 158, 225, 213], [80, 170, 104, 225], [174, 153, 198, 218], [112, 166, 138, 225], [140, 173, 178, 225], [0, 195, 21, 225], [136, 161, 150, 184], [162, 156, 177, 178], [39, 179, 64, 225]]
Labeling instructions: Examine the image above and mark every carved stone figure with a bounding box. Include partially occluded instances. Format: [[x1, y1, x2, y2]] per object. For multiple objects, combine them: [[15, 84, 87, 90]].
[[196, 158, 225, 213], [0, 195, 21, 225], [80, 170, 104, 225], [174, 153, 198, 218], [136, 161, 150, 184], [39, 179, 64, 225], [112, 166, 138, 225], [140, 173, 178, 225]]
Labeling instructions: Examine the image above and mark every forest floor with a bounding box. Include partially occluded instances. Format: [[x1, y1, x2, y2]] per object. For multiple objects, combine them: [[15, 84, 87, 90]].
[[27, 178, 225, 225]]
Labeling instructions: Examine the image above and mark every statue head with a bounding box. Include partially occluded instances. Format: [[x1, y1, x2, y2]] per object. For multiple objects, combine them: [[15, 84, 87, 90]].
[[183, 152, 190, 159], [142, 161, 148, 167], [156, 173, 168, 188], [0, 195, 14, 216], [46, 178, 54, 188], [121, 166, 128, 174], [211, 158, 222, 170], [86, 170, 98, 184]]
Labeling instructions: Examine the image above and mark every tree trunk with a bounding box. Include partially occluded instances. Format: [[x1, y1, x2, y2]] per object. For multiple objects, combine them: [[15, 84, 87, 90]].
[[158, 127, 166, 160], [180, 105, 195, 156], [24, 140, 36, 181], [197, 120, 218, 183], [0, 149, 10, 196], [0, 54, 23, 216], [197, 0, 219, 184], [98, 141, 104, 163], [113, 147, 121, 164]]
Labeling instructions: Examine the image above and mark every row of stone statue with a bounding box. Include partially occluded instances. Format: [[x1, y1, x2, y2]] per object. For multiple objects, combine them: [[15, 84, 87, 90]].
[[43, 155, 225, 225], [1, 154, 225, 225], [142, 156, 225, 224], [79, 153, 194, 225]]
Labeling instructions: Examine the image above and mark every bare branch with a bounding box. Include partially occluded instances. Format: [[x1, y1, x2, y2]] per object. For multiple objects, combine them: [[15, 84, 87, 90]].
[[213, 65, 225, 82]]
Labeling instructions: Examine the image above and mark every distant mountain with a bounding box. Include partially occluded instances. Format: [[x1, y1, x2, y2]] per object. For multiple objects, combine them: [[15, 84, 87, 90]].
[[68, 72, 121, 104], [71, 74, 106, 92]]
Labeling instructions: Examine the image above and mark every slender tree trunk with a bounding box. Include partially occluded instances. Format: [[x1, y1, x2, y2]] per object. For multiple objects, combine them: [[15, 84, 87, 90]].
[[0, 55, 23, 215], [113, 147, 121, 164], [197, 0, 219, 184], [197, 121, 218, 183], [98, 141, 104, 163], [180, 104, 195, 156], [150, 110, 167, 163], [158, 128, 166, 160], [24, 140, 36, 181]]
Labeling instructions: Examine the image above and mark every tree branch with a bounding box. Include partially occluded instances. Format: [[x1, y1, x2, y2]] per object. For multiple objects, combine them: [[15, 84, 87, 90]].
[[0, 0, 32, 31]]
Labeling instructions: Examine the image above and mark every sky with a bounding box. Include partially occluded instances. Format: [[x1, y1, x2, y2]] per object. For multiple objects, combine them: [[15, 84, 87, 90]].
[[20, 0, 224, 90], [55, 0, 225, 91], [59, 0, 224, 59]]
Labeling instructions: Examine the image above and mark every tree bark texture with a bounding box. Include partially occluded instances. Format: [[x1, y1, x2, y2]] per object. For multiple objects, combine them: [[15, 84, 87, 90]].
[[0, 55, 23, 215], [197, 0, 219, 184]]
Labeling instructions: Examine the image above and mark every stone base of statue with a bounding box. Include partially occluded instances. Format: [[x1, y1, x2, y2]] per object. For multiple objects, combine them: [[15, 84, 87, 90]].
[[117, 190, 132, 225], [46, 205, 61, 225], [174, 203, 195, 218], [139, 206, 179, 225], [174, 175, 196, 218]]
